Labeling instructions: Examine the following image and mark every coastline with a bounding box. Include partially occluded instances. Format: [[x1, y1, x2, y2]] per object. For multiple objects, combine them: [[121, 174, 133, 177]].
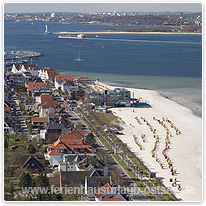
[[54, 31, 202, 35], [97, 81, 202, 201]]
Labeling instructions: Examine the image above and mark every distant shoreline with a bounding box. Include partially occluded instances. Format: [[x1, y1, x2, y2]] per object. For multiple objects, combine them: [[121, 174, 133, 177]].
[[54, 31, 202, 35]]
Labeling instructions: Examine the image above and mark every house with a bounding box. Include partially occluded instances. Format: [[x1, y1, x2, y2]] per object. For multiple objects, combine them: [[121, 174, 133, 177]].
[[40, 94, 53, 104], [58, 154, 104, 172], [55, 75, 74, 90], [4, 119, 13, 133], [32, 88, 52, 103], [85, 176, 112, 200], [68, 85, 86, 100], [94, 183, 127, 201], [61, 80, 75, 92], [4, 110, 15, 133], [76, 77, 93, 85], [28, 82, 47, 96], [38, 67, 56, 80], [47, 129, 93, 166], [94, 107, 107, 113], [45, 122, 71, 143], [60, 170, 93, 189], [39, 100, 60, 118], [58, 154, 87, 172], [21, 154, 45, 173], [25, 103, 40, 111], [32, 117, 48, 128], [25, 76, 43, 87], [11, 63, 38, 76], [77, 155, 105, 175]]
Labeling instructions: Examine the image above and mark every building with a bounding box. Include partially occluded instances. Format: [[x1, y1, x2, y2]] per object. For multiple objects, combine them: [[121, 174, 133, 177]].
[[25, 103, 40, 111], [39, 100, 60, 118], [47, 129, 93, 166], [55, 75, 74, 90], [11, 63, 38, 76], [58, 154, 104, 172], [21, 154, 45, 173], [68, 85, 86, 100], [4, 119, 13, 133], [28, 82, 47, 96], [88, 88, 131, 106], [94, 183, 127, 201], [76, 77, 93, 85], [61, 80, 75, 92], [38, 67, 56, 80], [32, 88, 52, 103], [25, 76, 43, 87], [40, 94, 53, 104]]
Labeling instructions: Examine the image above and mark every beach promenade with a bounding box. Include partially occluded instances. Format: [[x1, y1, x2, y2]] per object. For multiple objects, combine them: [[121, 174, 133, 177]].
[[99, 82, 202, 201]]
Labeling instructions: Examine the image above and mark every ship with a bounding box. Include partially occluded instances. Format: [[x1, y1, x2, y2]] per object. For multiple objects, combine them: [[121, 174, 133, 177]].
[[58, 33, 86, 39]]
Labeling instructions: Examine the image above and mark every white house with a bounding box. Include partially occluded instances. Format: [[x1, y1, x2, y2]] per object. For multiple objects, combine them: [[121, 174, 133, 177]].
[[38, 68, 50, 80], [25, 103, 40, 111], [11, 64, 38, 76], [4, 120, 13, 133]]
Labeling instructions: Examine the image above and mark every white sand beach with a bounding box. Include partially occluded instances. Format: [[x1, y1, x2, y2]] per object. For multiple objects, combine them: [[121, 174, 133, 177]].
[[98, 82, 202, 201]]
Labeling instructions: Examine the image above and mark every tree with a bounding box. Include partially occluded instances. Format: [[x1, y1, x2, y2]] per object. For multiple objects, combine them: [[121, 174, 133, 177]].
[[4, 138, 8, 149], [19, 172, 33, 188], [27, 144, 36, 154], [34, 173, 51, 201], [9, 183, 14, 196], [34, 173, 49, 188]]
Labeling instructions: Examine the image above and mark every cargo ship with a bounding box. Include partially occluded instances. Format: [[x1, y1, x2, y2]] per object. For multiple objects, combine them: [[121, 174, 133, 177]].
[[58, 33, 86, 39]]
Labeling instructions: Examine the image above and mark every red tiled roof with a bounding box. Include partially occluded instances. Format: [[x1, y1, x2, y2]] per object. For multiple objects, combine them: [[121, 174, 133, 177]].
[[41, 67, 52, 71], [48, 129, 93, 155], [42, 100, 60, 109], [55, 75, 74, 82], [77, 77, 91, 80], [95, 183, 112, 198], [28, 82, 47, 92], [100, 198, 123, 201], [32, 117, 48, 123], [40, 94, 53, 104], [4, 107, 10, 112], [59, 130, 85, 145]]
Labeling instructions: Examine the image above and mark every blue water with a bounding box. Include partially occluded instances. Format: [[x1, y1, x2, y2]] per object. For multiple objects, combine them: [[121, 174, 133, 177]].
[[4, 21, 202, 116]]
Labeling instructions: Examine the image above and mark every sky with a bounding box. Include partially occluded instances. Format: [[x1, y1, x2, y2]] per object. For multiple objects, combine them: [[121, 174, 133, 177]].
[[4, 2, 202, 13]]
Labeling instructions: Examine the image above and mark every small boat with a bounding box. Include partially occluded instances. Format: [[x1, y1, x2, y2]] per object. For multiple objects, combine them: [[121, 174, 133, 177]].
[[74, 57, 83, 62], [74, 50, 83, 62], [96, 35, 98, 38]]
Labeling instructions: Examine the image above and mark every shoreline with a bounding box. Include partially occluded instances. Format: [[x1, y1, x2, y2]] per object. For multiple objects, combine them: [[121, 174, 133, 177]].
[[100, 80, 202, 118], [54, 31, 202, 35], [97, 81, 202, 201]]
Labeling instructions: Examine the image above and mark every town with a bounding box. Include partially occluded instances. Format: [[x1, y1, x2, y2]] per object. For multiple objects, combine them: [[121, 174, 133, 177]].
[[4, 11, 202, 33], [4, 62, 179, 201]]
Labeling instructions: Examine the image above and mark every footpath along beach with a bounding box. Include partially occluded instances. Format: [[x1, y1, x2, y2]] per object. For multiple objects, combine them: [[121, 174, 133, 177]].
[[98, 82, 202, 201]]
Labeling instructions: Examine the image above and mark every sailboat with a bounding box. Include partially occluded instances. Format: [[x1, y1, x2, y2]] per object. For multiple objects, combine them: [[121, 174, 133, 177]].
[[74, 50, 83, 62]]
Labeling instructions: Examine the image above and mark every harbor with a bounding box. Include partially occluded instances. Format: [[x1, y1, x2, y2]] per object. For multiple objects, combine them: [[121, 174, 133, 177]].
[[4, 50, 43, 66]]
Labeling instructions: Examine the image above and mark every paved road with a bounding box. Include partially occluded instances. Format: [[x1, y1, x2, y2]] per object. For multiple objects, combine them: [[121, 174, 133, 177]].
[[73, 111, 148, 201]]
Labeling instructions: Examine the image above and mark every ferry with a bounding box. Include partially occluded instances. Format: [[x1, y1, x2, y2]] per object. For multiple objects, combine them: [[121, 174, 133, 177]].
[[58, 33, 86, 39]]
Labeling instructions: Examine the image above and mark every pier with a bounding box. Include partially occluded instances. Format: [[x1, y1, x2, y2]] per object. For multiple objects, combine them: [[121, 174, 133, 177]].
[[4, 50, 43, 61]]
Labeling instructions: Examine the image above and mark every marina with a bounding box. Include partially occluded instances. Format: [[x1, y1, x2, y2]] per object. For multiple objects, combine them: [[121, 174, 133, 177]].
[[4, 50, 43, 66]]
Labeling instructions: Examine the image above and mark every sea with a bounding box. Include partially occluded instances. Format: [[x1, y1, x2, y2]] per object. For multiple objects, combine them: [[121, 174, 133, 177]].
[[4, 21, 202, 117]]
